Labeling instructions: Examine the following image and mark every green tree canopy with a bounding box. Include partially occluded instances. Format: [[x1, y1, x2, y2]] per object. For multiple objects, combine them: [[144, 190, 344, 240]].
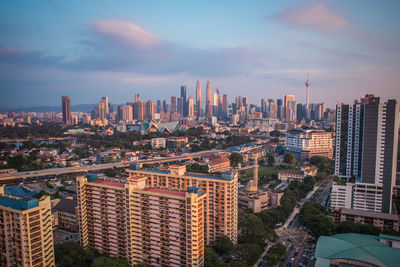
[[214, 235, 234, 255], [229, 152, 243, 167], [283, 153, 296, 164]]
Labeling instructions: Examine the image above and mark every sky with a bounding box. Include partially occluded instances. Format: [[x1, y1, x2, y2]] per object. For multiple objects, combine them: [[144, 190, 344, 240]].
[[1, 0, 400, 108]]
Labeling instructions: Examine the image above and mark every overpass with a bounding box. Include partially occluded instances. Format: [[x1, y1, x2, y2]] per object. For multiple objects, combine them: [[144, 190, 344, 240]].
[[0, 149, 225, 185]]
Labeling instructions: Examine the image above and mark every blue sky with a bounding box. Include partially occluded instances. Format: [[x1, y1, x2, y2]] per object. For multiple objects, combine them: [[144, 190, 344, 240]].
[[1, 0, 400, 108]]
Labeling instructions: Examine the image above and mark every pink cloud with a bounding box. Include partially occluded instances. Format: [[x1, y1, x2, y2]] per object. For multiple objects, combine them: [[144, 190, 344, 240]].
[[93, 20, 162, 49], [273, 3, 349, 32]]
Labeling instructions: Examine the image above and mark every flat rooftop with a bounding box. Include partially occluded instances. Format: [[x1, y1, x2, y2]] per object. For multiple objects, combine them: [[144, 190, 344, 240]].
[[132, 169, 234, 181], [143, 188, 186, 197], [91, 180, 125, 188]]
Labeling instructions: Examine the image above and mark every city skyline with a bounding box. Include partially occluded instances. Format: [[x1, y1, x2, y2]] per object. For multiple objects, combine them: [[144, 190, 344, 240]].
[[1, 1, 400, 108]]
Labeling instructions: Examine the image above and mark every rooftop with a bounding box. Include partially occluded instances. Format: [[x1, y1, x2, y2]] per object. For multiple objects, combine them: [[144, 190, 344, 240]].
[[54, 198, 77, 213], [133, 169, 235, 181], [4, 185, 37, 198], [315, 233, 400, 267], [91, 180, 125, 188], [340, 208, 399, 220], [143, 188, 186, 197]]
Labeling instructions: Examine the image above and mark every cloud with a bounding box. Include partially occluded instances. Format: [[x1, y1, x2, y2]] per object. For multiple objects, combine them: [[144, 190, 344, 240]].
[[93, 20, 162, 49], [57, 20, 264, 76], [272, 3, 348, 32]]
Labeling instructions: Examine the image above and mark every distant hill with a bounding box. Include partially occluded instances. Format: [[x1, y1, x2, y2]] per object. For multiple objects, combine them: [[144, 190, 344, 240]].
[[0, 104, 97, 113]]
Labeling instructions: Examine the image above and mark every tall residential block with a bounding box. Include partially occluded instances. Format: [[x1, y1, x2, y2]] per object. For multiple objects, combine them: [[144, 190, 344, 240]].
[[0, 186, 55, 267], [127, 165, 238, 245], [333, 95, 399, 213], [61, 96, 71, 125], [77, 175, 206, 266]]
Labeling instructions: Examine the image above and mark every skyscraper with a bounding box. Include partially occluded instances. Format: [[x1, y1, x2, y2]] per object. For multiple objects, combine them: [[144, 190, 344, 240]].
[[188, 97, 194, 117], [62, 96, 71, 125], [284, 95, 295, 121], [277, 99, 283, 120], [145, 100, 156, 119], [133, 100, 145, 121], [170, 96, 177, 114], [98, 99, 106, 121], [334, 95, 399, 213], [206, 80, 212, 118], [222, 94, 228, 118], [156, 100, 162, 113], [212, 92, 219, 116], [196, 80, 202, 117], [181, 85, 187, 116], [101, 96, 109, 117]]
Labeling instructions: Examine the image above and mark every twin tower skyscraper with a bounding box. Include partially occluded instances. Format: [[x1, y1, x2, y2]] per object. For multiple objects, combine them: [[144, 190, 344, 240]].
[[189, 79, 213, 118]]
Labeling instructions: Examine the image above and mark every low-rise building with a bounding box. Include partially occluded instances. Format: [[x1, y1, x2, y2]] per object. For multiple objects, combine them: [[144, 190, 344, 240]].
[[238, 189, 283, 212], [166, 136, 188, 150], [315, 233, 400, 267], [333, 208, 400, 232], [278, 166, 317, 182], [96, 151, 120, 164], [54, 198, 78, 232], [151, 138, 166, 149], [207, 156, 231, 173]]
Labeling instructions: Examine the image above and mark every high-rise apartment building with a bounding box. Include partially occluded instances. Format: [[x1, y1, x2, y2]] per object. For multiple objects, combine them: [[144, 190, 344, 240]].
[[61, 96, 71, 125], [133, 100, 145, 121], [118, 105, 133, 122], [333, 95, 399, 213], [127, 165, 238, 245], [77, 174, 206, 266], [0, 186, 55, 267], [196, 80, 202, 117], [145, 100, 156, 120], [285, 129, 333, 160], [206, 80, 212, 118]]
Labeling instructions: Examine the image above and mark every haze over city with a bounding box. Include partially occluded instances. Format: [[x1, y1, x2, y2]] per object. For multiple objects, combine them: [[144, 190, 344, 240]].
[[1, 0, 400, 108]]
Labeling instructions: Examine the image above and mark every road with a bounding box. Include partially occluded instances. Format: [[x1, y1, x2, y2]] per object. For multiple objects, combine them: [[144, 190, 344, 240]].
[[0, 149, 225, 184], [255, 179, 330, 267]]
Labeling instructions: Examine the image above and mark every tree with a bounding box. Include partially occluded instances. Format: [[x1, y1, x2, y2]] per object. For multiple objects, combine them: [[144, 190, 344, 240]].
[[235, 243, 263, 265], [54, 241, 95, 266], [266, 153, 275, 166], [204, 247, 219, 267], [104, 168, 118, 177], [91, 257, 130, 267], [229, 152, 243, 167], [269, 130, 285, 137], [283, 153, 296, 164], [214, 235, 234, 255]]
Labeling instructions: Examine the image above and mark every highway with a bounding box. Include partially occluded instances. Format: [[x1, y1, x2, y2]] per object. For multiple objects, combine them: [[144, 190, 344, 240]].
[[0, 149, 225, 184]]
